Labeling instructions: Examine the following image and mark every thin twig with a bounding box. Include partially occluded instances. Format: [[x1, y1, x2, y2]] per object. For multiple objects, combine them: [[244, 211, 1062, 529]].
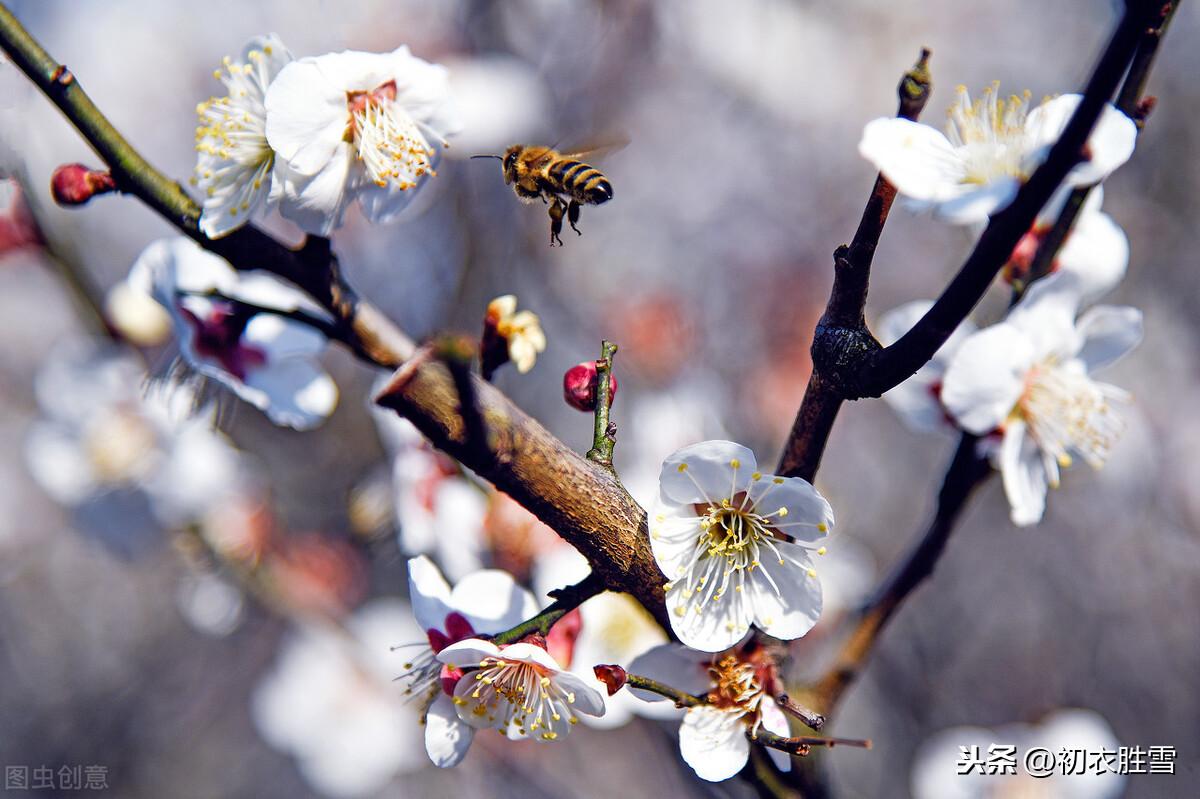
[[490, 572, 606, 645], [750, 728, 872, 756], [586, 340, 618, 468], [623, 673, 706, 708], [776, 693, 825, 731]]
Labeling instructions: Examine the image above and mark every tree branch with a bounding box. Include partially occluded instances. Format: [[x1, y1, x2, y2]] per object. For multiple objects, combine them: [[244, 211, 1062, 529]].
[[623, 674, 705, 708], [491, 572, 606, 646], [777, 48, 931, 480], [585, 340, 618, 468]]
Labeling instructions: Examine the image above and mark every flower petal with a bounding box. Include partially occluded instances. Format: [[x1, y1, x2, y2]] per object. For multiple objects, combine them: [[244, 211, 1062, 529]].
[[941, 324, 1035, 434], [1056, 210, 1128, 303], [932, 177, 1021, 223], [998, 420, 1048, 527], [749, 542, 823, 641], [627, 644, 712, 702], [758, 697, 793, 773], [449, 570, 539, 635], [648, 502, 704, 580], [264, 58, 349, 176], [274, 146, 355, 235], [859, 118, 966, 203], [1024, 95, 1137, 186], [1074, 305, 1142, 372], [424, 692, 474, 768], [679, 706, 751, 782], [549, 670, 607, 718], [659, 440, 757, 506], [751, 475, 833, 547], [665, 574, 753, 652], [436, 638, 500, 669], [407, 555, 454, 632]]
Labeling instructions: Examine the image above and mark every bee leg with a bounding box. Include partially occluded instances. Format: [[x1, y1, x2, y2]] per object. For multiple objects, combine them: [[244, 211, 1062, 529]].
[[568, 200, 582, 236], [548, 197, 565, 246]]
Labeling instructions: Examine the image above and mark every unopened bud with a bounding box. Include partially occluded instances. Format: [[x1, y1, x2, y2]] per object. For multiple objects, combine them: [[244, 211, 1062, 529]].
[[593, 664, 628, 696], [563, 360, 617, 412], [51, 164, 116, 206]]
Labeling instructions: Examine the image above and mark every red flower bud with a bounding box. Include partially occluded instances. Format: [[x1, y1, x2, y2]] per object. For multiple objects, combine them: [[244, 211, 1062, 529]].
[[563, 360, 617, 412], [51, 164, 116, 206], [593, 664, 628, 696]]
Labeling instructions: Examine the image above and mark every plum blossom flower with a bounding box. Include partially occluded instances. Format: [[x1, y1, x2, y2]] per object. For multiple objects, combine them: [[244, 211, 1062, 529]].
[[252, 600, 426, 798], [482, 294, 546, 376], [24, 338, 241, 554], [877, 300, 977, 434], [629, 643, 792, 782], [911, 708, 1124, 799], [436, 637, 606, 744], [859, 85, 1137, 223], [192, 34, 293, 238], [650, 440, 834, 652], [940, 279, 1143, 526], [264, 46, 459, 235], [130, 237, 338, 430], [399, 556, 539, 767]]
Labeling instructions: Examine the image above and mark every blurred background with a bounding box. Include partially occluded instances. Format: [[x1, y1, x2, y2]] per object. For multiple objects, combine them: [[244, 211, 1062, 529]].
[[1, 0, 1197, 797]]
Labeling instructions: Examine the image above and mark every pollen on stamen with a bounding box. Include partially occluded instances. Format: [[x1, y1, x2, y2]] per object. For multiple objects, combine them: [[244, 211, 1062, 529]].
[[677, 463, 688, 473]]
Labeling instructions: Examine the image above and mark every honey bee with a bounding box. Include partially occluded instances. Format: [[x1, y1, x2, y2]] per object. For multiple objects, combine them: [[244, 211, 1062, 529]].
[[474, 143, 619, 246]]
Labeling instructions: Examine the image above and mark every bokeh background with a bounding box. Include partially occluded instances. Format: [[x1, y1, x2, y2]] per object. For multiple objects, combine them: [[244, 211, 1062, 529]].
[[1, 1, 1197, 797]]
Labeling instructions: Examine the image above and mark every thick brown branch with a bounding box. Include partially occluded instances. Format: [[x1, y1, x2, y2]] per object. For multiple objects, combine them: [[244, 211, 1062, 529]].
[[376, 363, 670, 630]]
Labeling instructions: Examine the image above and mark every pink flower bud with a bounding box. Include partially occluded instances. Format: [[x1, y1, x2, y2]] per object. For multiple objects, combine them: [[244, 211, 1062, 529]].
[[593, 664, 628, 696], [563, 360, 617, 412], [51, 164, 116, 206]]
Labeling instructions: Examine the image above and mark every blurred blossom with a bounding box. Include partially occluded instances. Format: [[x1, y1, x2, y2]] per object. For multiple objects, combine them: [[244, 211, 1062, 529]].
[[876, 299, 977, 435], [266, 533, 369, 618], [130, 237, 339, 430], [941, 279, 1143, 526], [444, 55, 550, 155], [0, 178, 43, 254], [24, 338, 242, 553], [175, 570, 245, 637], [192, 33, 293, 238], [533, 544, 670, 729], [860, 89, 1136, 223], [482, 491, 562, 581], [104, 277, 172, 346], [252, 600, 427, 798], [401, 556, 538, 767], [630, 643, 791, 781], [482, 294, 546, 376], [910, 708, 1125, 799], [200, 492, 274, 564], [651, 440, 833, 651], [264, 46, 460, 235], [436, 637, 606, 745]]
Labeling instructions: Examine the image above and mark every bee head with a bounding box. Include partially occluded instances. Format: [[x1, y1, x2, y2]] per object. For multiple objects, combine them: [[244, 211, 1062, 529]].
[[502, 145, 522, 184]]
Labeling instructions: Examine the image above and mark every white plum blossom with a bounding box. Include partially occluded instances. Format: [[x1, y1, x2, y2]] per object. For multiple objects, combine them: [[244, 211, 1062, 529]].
[[484, 294, 546, 374], [650, 440, 834, 652], [252, 600, 426, 798], [192, 34, 293, 238], [400, 556, 539, 767], [859, 85, 1137, 223], [264, 46, 460, 235], [629, 644, 792, 782], [940, 279, 1143, 526], [877, 300, 977, 434], [911, 708, 1125, 799], [130, 237, 338, 430], [24, 338, 241, 553], [436, 637, 606, 744]]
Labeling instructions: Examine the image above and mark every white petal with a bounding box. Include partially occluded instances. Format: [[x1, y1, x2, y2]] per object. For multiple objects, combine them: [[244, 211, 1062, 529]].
[[1007, 275, 1084, 359], [494, 642, 561, 671], [424, 693, 474, 768], [436, 638, 501, 669], [449, 570, 539, 634], [263, 58, 349, 176], [998, 420, 1048, 527], [627, 644, 712, 702], [242, 314, 327, 359], [749, 543, 823, 641], [940, 324, 1035, 434], [679, 706, 751, 782], [310, 49, 397, 92], [1056, 210, 1128, 302], [1075, 305, 1142, 372], [659, 440, 757, 505], [666, 576, 753, 653], [859, 117, 967, 202], [751, 476, 833, 547], [24, 422, 97, 504], [407, 555, 454, 632], [877, 300, 975, 434], [648, 502, 704, 580], [274, 145, 355, 235], [1024, 96, 1137, 186], [550, 670, 607, 718], [758, 697, 793, 773], [932, 177, 1020, 223]]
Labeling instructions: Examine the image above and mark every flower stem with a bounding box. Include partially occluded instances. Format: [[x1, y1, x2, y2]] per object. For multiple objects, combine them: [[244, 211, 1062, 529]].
[[585, 340, 618, 468], [490, 572, 605, 646], [623, 673, 706, 708]]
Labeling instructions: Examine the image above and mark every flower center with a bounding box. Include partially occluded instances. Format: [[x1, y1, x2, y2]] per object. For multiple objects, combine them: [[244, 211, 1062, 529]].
[[179, 301, 267, 381], [945, 84, 1037, 184], [455, 655, 580, 740], [346, 80, 436, 191], [699, 499, 775, 572], [1017, 360, 1127, 472], [707, 655, 765, 715]]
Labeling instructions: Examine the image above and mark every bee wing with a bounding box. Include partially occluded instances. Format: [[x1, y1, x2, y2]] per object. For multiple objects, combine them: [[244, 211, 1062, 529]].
[[558, 134, 630, 162]]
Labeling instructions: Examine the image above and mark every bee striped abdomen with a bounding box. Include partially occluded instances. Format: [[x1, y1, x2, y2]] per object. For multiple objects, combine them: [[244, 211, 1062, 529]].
[[552, 160, 612, 205]]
